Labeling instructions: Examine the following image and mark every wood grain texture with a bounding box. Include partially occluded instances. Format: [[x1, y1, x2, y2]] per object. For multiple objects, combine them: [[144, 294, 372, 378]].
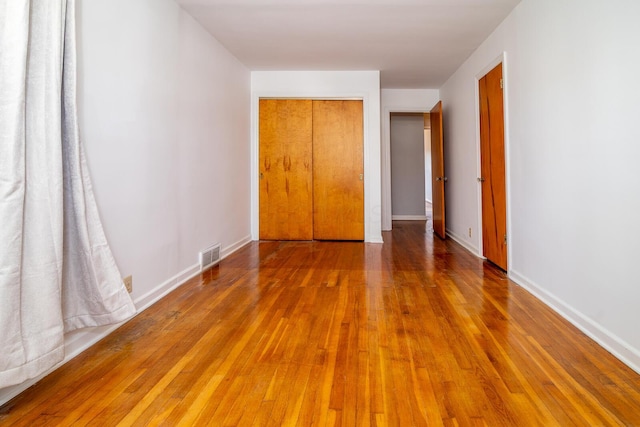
[[479, 63, 508, 270], [312, 100, 364, 241], [430, 101, 446, 239], [3, 221, 640, 425], [259, 99, 313, 240]]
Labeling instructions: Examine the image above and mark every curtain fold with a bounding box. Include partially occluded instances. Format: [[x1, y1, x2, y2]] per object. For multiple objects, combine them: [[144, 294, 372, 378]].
[[0, 0, 136, 389]]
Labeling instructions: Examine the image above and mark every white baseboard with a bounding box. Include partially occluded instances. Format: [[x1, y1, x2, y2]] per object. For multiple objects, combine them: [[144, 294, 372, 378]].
[[392, 215, 428, 221], [509, 269, 640, 376], [445, 228, 481, 256], [222, 235, 252, 259], [135, 263, 201, 313], [0, 237, 254, 406], [366, 233, 384, 243], [136, 235, 252, 312]]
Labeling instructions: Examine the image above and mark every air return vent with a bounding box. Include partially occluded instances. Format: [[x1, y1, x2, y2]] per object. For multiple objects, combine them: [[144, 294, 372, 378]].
[[199, 243, 221, 271]]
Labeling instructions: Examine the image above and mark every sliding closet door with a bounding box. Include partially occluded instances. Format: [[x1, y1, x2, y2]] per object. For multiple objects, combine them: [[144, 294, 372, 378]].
[[312, 100, 364, 240], [259, 99, 313, 240]]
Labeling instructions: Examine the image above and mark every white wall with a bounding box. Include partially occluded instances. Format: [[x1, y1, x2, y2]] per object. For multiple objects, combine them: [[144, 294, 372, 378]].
[[251, 71, 383, 243], [80, 0, 251, 307], [381, 89, 439, 230], [390, 115, 426, 218], [440, 0, 640, 372], [1, 0, 251, 403]]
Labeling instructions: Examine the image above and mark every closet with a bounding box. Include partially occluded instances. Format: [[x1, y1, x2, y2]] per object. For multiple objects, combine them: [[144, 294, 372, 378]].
[[259, 99, 364, 241]]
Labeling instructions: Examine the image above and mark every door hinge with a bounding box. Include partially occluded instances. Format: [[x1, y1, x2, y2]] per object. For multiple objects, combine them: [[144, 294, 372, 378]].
[[504, 234, 508, 245], [500, 78, 504, 89]]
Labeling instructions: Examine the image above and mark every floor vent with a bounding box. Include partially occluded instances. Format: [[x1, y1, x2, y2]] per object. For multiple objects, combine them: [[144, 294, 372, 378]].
[[199, 244, 221, 271]]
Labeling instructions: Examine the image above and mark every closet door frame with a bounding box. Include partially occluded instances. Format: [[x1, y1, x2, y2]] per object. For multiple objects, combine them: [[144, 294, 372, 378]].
[[251, 85, 381, 244]]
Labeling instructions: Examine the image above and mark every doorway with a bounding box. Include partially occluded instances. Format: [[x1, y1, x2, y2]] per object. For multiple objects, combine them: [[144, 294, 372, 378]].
[[389, 113, 432, 222], [388, 103, 444, 236]]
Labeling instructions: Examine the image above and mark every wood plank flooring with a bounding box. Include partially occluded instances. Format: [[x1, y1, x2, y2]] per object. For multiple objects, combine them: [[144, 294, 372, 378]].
[[2, 221, 640, 426]]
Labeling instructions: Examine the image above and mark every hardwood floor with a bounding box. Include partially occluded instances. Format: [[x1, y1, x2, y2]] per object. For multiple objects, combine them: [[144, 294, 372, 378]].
[[2, 221, 640, 426]]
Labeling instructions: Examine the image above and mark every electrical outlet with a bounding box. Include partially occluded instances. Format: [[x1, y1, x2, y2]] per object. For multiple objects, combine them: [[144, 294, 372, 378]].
[[123, 275, 133, 293], [468, 227, 472, 238]]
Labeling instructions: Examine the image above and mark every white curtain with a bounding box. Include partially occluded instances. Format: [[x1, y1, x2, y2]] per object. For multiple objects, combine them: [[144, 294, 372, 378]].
[[0, 0, 136, 388]]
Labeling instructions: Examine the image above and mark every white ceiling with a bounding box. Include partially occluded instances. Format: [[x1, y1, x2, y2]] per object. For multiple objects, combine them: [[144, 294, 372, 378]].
[[176, 0, 521, 88]]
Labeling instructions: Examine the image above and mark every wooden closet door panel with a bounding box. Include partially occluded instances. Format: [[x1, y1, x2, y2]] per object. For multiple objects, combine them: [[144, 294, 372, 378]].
[[312, 100, 364, 240], [259, 99, 313, 240]]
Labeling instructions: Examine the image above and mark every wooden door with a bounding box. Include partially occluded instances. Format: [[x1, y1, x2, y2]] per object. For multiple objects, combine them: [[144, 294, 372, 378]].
[[312, 100, 364, 240], [259, 99, 313, 240], [430, 101, 446, 239], [479, 63, 507, 270]]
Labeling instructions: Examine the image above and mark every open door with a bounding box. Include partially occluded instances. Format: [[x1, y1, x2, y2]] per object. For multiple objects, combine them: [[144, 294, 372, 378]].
[[430, 101, 446, 239], [479, 64, 507, 270]]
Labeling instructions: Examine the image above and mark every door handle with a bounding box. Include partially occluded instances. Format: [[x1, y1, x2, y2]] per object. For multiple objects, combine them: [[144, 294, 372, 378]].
[[477, 177, 485, 182]]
